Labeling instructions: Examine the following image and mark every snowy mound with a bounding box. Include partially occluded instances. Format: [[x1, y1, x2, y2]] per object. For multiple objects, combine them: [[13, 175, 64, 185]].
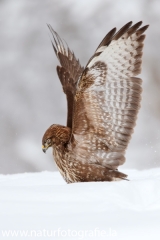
[[0, 169, 160, 240]]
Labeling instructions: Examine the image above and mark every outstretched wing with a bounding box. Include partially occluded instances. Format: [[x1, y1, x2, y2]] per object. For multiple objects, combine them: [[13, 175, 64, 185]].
[[48, 25, 84, 128], [70, 21, 148, 169]]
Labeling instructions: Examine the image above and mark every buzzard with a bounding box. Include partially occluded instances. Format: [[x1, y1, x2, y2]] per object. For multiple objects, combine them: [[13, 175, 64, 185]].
[[42, 21, 148, 183]]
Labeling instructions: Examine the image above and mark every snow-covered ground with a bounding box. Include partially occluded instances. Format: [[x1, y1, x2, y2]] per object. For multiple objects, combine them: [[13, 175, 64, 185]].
[[0, 169, 160, 239]]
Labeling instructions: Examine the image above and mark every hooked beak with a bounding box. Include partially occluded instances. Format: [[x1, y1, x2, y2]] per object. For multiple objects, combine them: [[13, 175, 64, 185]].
[[42, 145, 47, 153]]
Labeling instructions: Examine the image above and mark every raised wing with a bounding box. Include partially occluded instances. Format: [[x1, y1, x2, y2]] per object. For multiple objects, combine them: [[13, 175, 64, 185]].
[[48, 25, 84, 128], [71, 21, 148, 169]]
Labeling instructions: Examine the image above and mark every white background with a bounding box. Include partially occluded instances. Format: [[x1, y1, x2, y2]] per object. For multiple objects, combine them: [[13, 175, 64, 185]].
[[0, 0, 160, 173]]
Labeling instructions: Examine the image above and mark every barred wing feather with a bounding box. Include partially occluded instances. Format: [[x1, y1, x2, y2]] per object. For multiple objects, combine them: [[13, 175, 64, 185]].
[[71, 21, 148, 169], [48, 24, 84, 128]]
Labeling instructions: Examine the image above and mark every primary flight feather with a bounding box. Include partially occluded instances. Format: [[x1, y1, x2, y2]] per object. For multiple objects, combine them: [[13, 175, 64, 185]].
[[42, 21, 149, 183]]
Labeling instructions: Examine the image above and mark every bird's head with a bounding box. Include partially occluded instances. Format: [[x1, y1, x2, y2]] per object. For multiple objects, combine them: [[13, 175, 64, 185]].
[[42, 124, 71, 153], [42, 124, 57, 153]]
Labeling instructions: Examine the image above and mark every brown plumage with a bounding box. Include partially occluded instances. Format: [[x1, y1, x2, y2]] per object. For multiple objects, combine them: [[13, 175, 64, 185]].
[[42, 21, 149, 183]]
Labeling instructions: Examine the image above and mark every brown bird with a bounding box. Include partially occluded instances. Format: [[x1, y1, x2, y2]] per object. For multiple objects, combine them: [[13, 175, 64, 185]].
[[42, 21, 148, 183]]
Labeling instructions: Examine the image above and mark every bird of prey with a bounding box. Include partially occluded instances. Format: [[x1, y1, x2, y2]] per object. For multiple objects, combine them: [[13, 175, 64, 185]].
[[42, 21, 148, 183]]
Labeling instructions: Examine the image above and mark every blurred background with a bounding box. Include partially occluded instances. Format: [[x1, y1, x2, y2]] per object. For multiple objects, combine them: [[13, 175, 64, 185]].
[[0, 0, 160, 174]]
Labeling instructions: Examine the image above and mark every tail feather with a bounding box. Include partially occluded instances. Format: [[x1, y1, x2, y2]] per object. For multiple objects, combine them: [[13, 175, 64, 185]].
[[107, 168, 128, 181]]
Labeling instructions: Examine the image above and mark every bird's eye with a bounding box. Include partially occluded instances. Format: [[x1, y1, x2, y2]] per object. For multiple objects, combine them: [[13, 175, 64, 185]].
[[47, 139, 51, 144]]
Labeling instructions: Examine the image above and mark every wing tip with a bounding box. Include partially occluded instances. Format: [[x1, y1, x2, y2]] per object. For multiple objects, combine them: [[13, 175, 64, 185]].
[[112, 21, 133, 40]]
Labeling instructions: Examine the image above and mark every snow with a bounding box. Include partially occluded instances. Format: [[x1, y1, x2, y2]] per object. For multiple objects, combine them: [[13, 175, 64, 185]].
[[0, 169, 160, 239]]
